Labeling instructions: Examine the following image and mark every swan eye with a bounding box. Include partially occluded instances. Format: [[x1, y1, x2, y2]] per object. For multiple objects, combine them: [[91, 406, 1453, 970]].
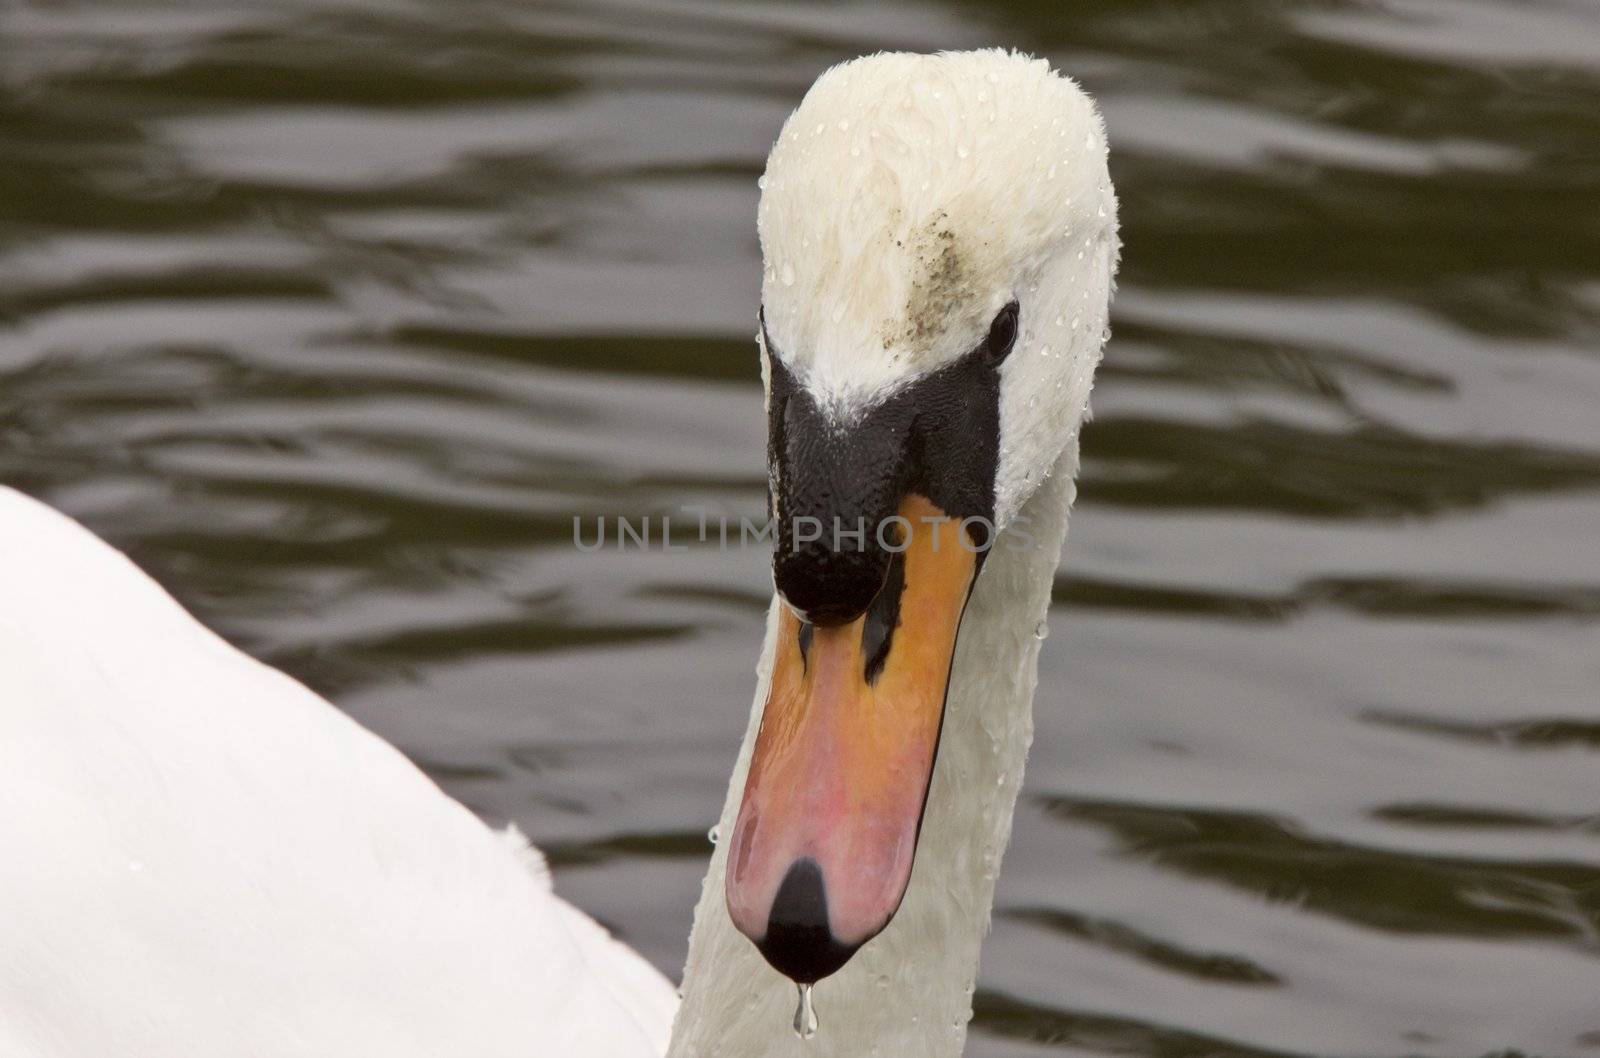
[[985, 301, 1020, 363]]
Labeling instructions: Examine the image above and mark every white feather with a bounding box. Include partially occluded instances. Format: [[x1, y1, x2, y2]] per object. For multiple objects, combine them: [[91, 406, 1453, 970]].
[[0, 486, 676, 1057]]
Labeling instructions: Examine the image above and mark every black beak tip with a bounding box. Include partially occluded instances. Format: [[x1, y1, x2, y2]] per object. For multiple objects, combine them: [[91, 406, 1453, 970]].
[[755, 857, 860, 984]]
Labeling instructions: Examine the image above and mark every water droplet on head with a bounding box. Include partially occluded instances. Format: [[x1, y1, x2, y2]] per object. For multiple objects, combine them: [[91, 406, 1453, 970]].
[[793, 983, 818, 1040], [1034, 620, 1050, 640], [757, 175, 768, 190], [707, 824, 720, 846]]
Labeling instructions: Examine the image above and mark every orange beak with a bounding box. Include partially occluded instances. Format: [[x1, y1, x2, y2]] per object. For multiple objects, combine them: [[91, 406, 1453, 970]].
[[724, 494, 979, 981]]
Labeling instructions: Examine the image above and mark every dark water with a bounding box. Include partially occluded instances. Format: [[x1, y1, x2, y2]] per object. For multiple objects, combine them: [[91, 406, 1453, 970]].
[[4, 1, 1599, 1054]]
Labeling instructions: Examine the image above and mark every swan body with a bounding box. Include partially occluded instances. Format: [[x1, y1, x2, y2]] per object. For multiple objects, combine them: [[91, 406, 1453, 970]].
[[0, 486, 676, 1057]]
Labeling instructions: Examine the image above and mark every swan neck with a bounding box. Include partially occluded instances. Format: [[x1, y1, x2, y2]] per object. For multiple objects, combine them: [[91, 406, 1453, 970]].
[[668, 445, 1078, 1057]]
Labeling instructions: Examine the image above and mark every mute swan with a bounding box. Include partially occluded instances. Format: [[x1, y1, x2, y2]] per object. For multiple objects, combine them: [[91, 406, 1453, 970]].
[[0, 48, 1116, 1058], [672, 48, 1117, 1057]]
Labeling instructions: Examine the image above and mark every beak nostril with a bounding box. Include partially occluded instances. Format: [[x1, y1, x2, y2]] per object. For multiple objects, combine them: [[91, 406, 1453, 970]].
[[756, 858, 858, 984], [860, 546, 906, 684]]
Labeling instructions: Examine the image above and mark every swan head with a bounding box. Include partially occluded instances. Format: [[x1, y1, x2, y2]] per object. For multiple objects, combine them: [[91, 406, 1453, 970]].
[[725, 49, 1119, 984]]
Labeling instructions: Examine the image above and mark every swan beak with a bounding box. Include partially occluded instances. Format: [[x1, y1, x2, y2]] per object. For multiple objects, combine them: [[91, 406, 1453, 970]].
[[725, 494, 977, 982]]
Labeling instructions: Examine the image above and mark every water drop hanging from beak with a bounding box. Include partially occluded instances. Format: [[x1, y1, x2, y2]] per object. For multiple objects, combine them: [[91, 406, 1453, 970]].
[[793, 982, 818, 1041]]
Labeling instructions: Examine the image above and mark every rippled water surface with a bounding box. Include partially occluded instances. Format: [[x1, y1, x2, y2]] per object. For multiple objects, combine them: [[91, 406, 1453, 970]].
[[4, 1, 1599, 1053]]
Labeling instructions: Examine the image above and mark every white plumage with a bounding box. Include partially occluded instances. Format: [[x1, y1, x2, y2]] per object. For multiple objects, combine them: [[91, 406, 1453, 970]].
[[0, 485, 676, 1057], [0, 47, 1116, 1058]]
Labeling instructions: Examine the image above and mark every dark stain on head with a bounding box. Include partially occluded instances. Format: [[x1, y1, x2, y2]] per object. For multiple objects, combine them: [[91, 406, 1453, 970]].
[[883, 209, 972, 353]]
